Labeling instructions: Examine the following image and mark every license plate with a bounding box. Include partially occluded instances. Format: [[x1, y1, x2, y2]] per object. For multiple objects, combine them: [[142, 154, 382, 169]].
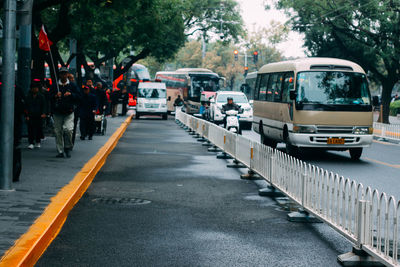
[[327, 138, 345, 145]]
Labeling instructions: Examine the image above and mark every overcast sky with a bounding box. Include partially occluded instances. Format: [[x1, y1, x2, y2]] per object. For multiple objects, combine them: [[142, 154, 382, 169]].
[[237, 0, 307, 58]]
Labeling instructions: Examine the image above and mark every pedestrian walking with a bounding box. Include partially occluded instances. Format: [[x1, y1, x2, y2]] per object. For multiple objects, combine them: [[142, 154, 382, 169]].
[[25, 81, 47, 149], [49, 67, 80, 158], [111, 88, 120, 117], [67, 73, 81, 145], [105, 87, 112, 116], [120, 88, 129, 116], [86, 79, 95, 92], [93, 82, 107, 132], [79, 86, 97, 140]]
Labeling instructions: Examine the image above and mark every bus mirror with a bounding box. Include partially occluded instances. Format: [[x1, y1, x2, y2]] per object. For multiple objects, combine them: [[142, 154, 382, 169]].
[[289, 90, 297, 100], [167, 96, 171, 101], [249, 100, 254, 105]]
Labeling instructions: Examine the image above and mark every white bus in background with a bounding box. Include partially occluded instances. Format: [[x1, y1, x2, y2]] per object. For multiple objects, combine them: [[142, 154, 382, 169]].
[[253, 58, 373, 160]]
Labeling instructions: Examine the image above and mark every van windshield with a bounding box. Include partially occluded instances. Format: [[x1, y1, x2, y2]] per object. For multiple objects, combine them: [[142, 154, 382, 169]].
[[217, 94, 248, 103], [296, 71, 371, 105], [138, 88, 166, 99]]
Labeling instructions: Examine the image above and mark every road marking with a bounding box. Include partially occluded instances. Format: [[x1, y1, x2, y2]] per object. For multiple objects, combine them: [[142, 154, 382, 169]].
[[0, 116, 132, 267], [373, 139, 400, 146], [364, 157, 400, 169]]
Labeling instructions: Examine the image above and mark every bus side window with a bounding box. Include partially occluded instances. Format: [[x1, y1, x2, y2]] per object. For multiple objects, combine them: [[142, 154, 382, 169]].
[[281, 72, 295, 103], [266, 74, 277, 102], [258, 74, 269, 101], [254, 75, 261, 100], [273, 73, 284, 102]]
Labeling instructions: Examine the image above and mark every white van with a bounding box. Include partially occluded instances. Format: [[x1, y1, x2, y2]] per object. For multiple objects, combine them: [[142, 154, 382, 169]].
[[136, 82, 168, 120]]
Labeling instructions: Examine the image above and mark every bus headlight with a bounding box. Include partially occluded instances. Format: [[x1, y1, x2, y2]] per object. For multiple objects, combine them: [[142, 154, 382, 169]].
[[353, 126, 373, 135], [293, 125, 317, 134], [161, 104, 167, 108], [244, 107, 252, 112]]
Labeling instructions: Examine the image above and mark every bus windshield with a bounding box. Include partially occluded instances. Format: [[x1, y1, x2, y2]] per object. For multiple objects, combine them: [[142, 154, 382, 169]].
[[296, 72, 371, 105], [138, 88, 166, 99], [190, 75, 220, 99]]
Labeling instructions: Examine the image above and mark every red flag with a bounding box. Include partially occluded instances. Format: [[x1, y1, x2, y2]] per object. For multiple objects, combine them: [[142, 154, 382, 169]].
[[38, 25, 53, 51]]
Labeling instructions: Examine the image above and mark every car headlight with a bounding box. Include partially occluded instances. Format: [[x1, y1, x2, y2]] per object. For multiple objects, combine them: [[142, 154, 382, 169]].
[[293, 125, 317, 134], [353, 126, 373, 135]]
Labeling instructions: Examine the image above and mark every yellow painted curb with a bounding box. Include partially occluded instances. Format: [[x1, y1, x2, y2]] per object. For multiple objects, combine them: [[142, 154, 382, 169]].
[[0, 116, 132, 267]]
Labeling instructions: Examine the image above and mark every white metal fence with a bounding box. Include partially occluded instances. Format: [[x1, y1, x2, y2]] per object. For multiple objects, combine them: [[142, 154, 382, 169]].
[[176, 110, 400, 267], [374, 122, 400, 142]]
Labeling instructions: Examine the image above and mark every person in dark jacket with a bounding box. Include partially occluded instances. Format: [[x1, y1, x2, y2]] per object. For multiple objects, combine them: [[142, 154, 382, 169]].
[[221, 97, 241, 128], [111, 88, 120, 117], [79, 86, 97, 140], [25, 81, 47, 149], [119, 88, 129, 116], [49, 67, 80, 158], [93, 82, 107, 132]]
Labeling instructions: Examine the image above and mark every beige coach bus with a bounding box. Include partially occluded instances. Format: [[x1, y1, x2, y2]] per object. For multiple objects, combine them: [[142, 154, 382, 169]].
[[253, 58, 373, 160]]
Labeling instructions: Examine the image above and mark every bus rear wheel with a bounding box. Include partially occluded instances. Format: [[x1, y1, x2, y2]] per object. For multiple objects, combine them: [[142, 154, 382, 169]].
[[349, 148, 363, 160]]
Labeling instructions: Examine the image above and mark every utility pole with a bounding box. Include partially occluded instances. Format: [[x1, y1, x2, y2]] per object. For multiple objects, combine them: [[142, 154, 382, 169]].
[[16, 0, 33, 95], [0, 0, 17, 190], [201, 32, 206, 60]]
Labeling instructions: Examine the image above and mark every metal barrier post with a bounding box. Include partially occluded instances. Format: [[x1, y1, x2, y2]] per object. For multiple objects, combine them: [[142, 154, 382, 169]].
[[241, 146, 261, 180]]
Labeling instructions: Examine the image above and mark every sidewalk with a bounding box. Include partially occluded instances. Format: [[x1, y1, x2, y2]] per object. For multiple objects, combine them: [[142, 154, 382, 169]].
[[373, 112, 400, 124], [0, 115, 128, 257]]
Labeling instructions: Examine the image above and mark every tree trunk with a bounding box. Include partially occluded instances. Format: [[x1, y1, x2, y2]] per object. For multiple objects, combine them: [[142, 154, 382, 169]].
[[380, 79, 396, 124]]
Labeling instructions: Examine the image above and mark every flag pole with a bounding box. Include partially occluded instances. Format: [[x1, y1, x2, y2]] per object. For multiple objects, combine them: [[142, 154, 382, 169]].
[[48, 46, 59, 93], [43, 25, 59, 93]]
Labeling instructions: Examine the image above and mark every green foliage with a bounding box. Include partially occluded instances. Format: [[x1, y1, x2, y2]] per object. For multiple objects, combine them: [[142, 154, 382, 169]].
[[66, 0, 186, 63], [390, 100, 400, 116], [183, 0, 244, 42]]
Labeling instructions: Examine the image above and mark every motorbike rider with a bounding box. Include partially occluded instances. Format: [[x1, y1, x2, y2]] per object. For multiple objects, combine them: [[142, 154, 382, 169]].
[[174, 95, 184, 107], [221, 97, 241, 128]]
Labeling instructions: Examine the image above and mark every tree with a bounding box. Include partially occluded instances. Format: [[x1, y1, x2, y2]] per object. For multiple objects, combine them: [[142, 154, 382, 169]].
[[29, 0, 244, 86], [277, 0, 400, 123], [183, 0, 243, 42]]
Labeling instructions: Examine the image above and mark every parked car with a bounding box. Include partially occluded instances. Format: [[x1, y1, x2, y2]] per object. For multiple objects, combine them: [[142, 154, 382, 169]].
[[209, 91, 253, 129]]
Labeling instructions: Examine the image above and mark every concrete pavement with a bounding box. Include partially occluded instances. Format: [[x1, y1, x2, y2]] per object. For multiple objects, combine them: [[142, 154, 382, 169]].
[[37, 117, 350, 267], [0, 115, 128, 262]]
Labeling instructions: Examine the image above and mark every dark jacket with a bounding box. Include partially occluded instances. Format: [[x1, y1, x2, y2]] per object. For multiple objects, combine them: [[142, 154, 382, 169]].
[[111, 90, 120, 104], [79, 93, 97, 118], [93, 88, 107, 113], [50, 81, 80, 115], [222, 103, 240, 113], [25, 92, 46, 117]]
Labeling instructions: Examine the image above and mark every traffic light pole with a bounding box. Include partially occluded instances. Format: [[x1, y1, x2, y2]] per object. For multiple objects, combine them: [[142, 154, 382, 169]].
[[0, 0, 17, 190]]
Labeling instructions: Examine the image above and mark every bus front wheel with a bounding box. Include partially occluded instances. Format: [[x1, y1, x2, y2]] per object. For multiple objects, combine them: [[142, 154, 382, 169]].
[[349, 148, 363, 160], [135, 112, 140, 119]]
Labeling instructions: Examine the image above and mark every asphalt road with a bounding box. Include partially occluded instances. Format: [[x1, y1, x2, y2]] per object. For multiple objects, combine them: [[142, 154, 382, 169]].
[[243, 129, 400, 200], [37, 116, 349, 267]]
